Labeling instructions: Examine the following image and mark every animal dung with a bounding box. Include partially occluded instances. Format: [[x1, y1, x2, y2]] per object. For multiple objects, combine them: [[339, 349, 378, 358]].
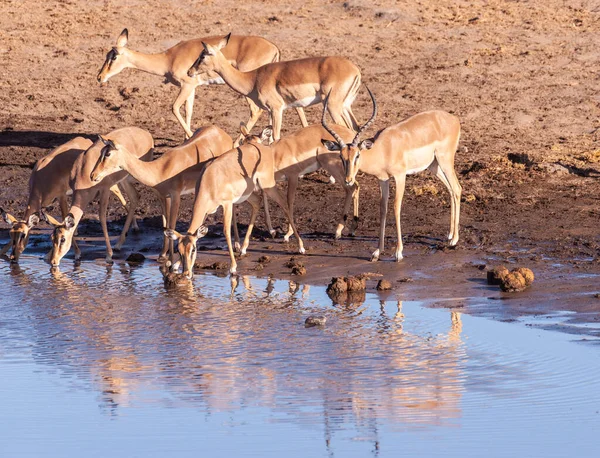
[[305, 315, 327, 327], [488, 265, 535, 292], [376, 279, 392, 290], [326, 277, 348, 295], [292, 265, 307, 275], [487, 266, 510, 285], [196, 261, 228, 270], [257, 255, 272, 264]]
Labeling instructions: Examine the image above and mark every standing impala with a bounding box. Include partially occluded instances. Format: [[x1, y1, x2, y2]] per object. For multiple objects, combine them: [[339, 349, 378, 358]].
[[97, 29, 307, 141], [89, 125, 233, 262], [45, 127, 154, 267], [187, 33, 362, 142], [0, 137, 136, 263], [166, 127, 305, 277], [321, 93, 462, 262]]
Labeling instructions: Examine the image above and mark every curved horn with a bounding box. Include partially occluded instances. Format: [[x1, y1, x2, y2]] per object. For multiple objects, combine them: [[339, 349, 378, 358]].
[[351, 85, 378, 146], [321, 91, 346, 148]]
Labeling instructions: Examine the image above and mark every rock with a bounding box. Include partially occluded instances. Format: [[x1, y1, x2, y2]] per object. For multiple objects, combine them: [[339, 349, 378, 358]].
[[537, 163, 570, 175], [327, 277, 348, 295], [398, 277, 414, 283], [499, 271, 527, 292], [125, 252, 145, 263], [513, 267, 534, 286], [285, 257, 303, 269], [376, 279, 392, 290], [292, 265, 306, 275], [257, 255, 271, 264], [305, 315, 326, 327], [345, 276, 366, 291], [487, 266, 510, 285]]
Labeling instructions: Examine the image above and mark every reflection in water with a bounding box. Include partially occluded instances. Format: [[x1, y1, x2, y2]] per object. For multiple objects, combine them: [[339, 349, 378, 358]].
[[1, 261, 466, 432], [3, 259, 597, 457]]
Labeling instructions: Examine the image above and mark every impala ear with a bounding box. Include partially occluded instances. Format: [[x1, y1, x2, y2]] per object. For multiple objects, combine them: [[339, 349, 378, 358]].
[[41, 210, 62, 227], [196, 225, 209, 238], [202, 42, 217, 56], [64, 213, 76, 230], [260, 126, 274, 143], [27, 214, 40, 228], [116, 28, 129, 48], [218, 33, 231, 50], [321, 140, 341, 151], [1, 208, 17, 225], [359, 138, 374, 150], [164, 229, 182, 241]]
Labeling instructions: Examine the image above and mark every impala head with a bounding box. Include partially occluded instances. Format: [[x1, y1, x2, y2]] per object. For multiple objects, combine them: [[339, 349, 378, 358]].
[[187, 33, 231, 78], [97, 29, 130, 83], [90, 135, 123, 183], [1, 209, 39, 263], [238, 125, 273, 145], [44, 211, 76, 267], [165, 226, 209, 279], [321, 86, 377, 186]]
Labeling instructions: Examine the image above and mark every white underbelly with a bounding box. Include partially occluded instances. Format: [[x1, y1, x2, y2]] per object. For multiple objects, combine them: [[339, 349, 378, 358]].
[[286, 94, 320, 109], [405, 145, 436, 175], [180, 187, 195, 196]]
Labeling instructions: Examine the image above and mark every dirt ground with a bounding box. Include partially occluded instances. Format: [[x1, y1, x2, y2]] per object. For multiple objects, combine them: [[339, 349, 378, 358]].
[[1, 0, 600, 328]]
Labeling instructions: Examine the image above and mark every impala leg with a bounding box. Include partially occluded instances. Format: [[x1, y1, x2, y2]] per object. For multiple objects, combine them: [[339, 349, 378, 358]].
[[429, 161, 455, 242], [98, 191, 113, 263], [372, 180, 390, 262], [349, 182, 360, 236], [263, 191, 276, 237], [158, 197, 172, 262], [240, 193, 261, 256], [232, 209, 241, 252], [172, 84, 195, 139], [263, 186, 305, 254], [435, 157, 462, 246], [270, 107, 284, 142], [392, 174, 407, 262], [295, 107, 308, 128], [344, 106, 360, 131], [283, 176, 299, 242], [234, 98, 264, 147], [222, 202, 237, 275], [114, 179, 139, 251], [168, 194, 182, 266], [184, 87, 196, 132]]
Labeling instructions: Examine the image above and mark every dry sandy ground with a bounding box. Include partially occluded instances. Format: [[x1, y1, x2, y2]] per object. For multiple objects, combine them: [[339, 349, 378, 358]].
[[1, 0, 600, 330]]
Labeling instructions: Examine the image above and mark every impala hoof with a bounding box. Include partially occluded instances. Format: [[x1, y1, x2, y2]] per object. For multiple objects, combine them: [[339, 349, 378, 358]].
[[329, 175, 336, 184], [283, 235, 291, 243], [449, 236, 459, 247], [269, 230, 277, 239], [370, 249, 380, 262], [229, 266, 237, 275], [234, 241, 241, 252], [298, 247, 306, 255], [157, 255, 168, 263]]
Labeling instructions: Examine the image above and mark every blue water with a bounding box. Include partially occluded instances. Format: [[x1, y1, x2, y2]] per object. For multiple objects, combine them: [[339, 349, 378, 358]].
[[0, 258, 598, 457]]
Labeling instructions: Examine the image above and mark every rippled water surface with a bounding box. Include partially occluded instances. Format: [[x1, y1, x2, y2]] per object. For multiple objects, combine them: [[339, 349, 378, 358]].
[[0, 257, 598, 458]]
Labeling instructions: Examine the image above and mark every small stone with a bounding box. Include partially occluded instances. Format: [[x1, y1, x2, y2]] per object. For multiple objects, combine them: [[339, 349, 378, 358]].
[[376, 279, 392, 290], [163, 272, 188, 289], [398, 277, 414, 283], [305, 315, 326, 327], [254, 263, 264, 271], [126, 252, 145, 263]]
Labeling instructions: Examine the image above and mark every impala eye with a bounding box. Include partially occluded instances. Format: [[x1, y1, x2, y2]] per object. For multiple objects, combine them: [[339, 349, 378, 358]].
[[60, 237, 66, 244]]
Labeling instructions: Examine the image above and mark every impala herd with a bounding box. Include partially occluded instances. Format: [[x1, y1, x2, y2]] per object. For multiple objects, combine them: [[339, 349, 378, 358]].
[[1, 29, 463, 278]]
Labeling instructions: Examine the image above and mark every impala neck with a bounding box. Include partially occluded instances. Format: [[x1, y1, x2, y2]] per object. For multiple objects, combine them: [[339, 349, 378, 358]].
[[118, 149, 166, 188], [126, 49, 171, 77], [213, 54, 256, 96]]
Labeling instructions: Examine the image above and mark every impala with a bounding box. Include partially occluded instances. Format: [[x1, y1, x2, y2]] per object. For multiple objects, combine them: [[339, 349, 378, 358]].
[[166, 126, 305, 277], [97, 29, 307, 141], [321, 92, 462, 261], [187, 33, 362, 142], [0, 137, 136, 263], [257, 87, 378, 241], [45, 127, 154, 266], [89, 125, 233, 262]]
